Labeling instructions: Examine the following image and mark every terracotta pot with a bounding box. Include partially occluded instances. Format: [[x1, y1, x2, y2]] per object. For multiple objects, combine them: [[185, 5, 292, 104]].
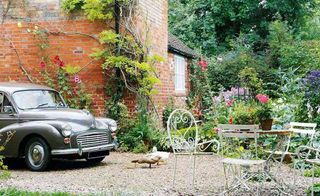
[[260, 119, 273, 130]]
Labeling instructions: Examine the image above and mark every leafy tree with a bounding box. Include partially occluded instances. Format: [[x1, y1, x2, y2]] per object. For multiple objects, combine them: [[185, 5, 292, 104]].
[[169, 0, 317, 56]]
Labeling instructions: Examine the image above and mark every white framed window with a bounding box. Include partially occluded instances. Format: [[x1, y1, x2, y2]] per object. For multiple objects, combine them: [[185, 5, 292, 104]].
[[174, 54, 186, 93]]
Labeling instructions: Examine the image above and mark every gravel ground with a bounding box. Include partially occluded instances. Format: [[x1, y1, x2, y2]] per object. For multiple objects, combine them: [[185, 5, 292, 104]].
[[0, 152, 317, 195]]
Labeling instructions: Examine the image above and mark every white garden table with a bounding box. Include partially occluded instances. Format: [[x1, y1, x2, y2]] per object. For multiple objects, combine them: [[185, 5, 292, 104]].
[[219, 129, 292, 195]]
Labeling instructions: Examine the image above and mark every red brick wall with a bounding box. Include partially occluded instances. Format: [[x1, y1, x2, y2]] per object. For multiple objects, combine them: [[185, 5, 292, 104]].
[[0, 0, 190, 117], [0, 20, 108, 116]]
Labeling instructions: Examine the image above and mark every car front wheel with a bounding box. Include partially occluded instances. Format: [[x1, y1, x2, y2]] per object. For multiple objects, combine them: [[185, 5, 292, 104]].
[[25, 137, 51, 171]]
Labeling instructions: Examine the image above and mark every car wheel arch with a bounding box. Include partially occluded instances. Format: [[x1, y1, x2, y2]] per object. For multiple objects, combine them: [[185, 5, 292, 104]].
[[19, 134, 51, 157]]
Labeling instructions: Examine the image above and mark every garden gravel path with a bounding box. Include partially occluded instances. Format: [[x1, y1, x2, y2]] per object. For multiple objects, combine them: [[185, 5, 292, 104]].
[[0, 152, 317, 195]]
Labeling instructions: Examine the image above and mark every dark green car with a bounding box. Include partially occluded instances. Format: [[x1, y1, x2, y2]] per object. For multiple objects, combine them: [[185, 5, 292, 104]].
[[0, 82, 116, 171]]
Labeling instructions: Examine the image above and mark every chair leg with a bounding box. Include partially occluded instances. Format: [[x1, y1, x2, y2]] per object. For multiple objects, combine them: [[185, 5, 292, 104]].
[[173, 155, 177, 188], [193, 155, 196, 189], [188, 155, 192, 189], [259, 165, 266, 196], [223, 163, 229, 195], [312, 163, 315, 196], [293, 162, 297, 196]]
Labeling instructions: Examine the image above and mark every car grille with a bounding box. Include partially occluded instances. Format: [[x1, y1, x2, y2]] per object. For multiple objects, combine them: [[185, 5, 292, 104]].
[[76, 132, 109, 148]]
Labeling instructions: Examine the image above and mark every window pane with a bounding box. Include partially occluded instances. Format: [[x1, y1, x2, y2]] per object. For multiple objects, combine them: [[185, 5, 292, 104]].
[[174, 55, 186, 92]]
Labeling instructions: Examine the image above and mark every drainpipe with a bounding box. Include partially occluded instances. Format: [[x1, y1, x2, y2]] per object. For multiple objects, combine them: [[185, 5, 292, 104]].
[[114, 0, 123, 101]]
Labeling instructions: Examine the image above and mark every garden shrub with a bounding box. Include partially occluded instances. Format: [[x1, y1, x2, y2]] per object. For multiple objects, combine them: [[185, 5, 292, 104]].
[[269, 21, 320, 74], [187, 60, 214, 120], [162, 97, 176, 127], [239, 67, 263, 97], [114, 99, 169, 153], [231, 101, 259, 124], [279, 40, 320, 73], [306, 183, 320, 196], [0, 146, 10, 180]]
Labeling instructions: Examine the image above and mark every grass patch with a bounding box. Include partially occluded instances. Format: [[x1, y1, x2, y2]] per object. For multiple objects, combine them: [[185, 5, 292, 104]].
[[306, 183, 320, 196], [0, 188, 75, 196], [0, 171, 10, 180], [304, 166, 320, 178]]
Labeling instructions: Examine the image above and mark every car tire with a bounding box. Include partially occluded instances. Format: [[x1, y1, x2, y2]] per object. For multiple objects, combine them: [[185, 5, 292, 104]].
[[86, 156, 105, 165], [24, 137, 51, 171]]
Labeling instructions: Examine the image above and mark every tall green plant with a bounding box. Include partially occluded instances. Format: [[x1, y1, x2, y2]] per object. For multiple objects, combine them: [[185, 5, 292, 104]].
[[187, 60, 214, 120], [239, 67, 263, 97]]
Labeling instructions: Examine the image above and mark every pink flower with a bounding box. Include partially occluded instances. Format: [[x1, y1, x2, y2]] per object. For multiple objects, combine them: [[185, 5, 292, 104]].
[[213, 127, 220, 133], [74, 75, 81, 83], [39, 61, 46, 69], [198, 59, 207, 70], [226, 99, 233, 107], [256, 94, 269, 103]]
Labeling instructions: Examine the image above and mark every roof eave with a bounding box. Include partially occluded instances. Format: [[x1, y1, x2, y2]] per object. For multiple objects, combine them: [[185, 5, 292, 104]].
[[168, 46, 196, 59]]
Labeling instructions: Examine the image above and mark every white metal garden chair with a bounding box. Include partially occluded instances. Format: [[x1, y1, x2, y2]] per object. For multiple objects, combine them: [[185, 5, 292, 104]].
[[294, 145, 320, 196], [218, 124, 267, 195], [166, 109, 220, 188], [276, 122, 317, 163]]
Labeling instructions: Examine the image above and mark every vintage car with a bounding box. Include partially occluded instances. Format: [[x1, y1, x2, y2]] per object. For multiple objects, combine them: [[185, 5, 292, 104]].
[[0, 82, 116, 171]]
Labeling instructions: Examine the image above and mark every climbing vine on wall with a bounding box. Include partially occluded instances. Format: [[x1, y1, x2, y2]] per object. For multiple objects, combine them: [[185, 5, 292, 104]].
[[21, 24, 93, 110], [61, 0, 164, 118]]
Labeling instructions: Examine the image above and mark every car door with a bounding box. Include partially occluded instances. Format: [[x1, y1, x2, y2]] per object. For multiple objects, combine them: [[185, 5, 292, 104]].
[[0, 92, 18, 129]]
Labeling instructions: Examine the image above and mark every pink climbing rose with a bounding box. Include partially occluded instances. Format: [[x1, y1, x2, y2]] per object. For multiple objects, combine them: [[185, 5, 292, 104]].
[[226, 99, 233, 107], [74, 75, 81, 84], [256, 94, 269, 104], [39, 61, 46, 69]]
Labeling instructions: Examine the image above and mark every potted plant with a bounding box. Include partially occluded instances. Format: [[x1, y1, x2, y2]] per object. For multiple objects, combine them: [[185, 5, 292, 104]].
[[256, 94, 273, 130], [232, 101, 259, 125]]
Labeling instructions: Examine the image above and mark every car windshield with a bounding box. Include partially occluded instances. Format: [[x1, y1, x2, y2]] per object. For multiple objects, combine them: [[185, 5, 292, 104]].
[[12, 90, 66, 110]]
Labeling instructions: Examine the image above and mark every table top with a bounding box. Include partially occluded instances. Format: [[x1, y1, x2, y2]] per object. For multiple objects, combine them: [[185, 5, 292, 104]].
[[221, 130, 291, 135]]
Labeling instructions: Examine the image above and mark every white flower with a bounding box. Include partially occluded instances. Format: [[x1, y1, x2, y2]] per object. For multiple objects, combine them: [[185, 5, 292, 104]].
[[277, 98, 283, 104], [259, 0, 267, 5], [217, 57, 223, 62]]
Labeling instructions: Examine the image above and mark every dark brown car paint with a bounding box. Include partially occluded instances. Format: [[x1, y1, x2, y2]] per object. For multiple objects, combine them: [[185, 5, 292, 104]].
[[0, 83, 114, 158]]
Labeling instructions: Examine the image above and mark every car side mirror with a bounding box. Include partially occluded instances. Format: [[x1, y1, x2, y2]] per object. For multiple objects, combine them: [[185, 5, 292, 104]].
[[4, 106, 14, 114]]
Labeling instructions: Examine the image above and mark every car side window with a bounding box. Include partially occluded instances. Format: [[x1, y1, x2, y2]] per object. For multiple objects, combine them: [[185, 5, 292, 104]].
[[0, 93, 14, 114], [0, 93, 3, 112]]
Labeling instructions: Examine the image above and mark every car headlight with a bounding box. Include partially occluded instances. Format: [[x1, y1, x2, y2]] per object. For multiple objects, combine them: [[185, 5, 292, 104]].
[[61, 124, 72, 137], [108, 120, 117, 132]]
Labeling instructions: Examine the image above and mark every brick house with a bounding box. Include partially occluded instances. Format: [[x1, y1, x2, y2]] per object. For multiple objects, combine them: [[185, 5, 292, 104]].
[[0, 0, 196, 116]]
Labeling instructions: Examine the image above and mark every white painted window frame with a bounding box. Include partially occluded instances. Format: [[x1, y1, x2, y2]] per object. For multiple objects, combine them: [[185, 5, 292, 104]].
[[174, 54, 186, 94]]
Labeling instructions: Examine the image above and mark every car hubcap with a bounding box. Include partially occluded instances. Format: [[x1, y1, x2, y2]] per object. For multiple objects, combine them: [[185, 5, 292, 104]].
[[28, 144, 45, 168]]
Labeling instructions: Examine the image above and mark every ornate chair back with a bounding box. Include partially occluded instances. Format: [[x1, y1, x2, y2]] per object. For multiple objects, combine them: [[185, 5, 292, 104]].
[[167, 109, 199, 154]]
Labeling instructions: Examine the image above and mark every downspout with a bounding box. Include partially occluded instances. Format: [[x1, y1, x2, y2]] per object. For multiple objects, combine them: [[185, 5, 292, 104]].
[[114, 0, 123, 101]]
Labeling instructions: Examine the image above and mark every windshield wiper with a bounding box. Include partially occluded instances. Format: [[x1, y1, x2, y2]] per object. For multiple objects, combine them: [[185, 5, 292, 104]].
[[36, 103, 49, 108]]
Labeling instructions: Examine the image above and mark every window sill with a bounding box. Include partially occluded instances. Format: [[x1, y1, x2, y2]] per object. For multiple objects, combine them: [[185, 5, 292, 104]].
[[174, 91, 187, 97]]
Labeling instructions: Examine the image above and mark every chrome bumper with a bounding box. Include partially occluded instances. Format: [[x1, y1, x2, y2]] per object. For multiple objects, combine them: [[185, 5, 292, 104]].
[[51, 144, 115, 155]]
